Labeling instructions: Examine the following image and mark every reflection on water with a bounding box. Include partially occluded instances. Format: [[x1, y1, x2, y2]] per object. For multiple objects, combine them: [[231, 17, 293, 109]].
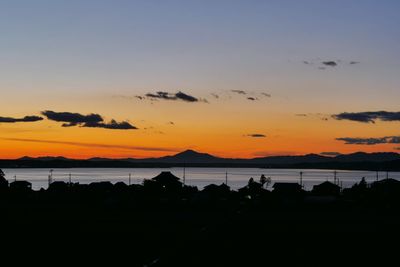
[[2, 167, 399, 191]]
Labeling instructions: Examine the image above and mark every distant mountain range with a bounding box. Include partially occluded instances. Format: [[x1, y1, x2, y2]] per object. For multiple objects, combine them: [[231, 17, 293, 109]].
[[1, 149, 400, 170]]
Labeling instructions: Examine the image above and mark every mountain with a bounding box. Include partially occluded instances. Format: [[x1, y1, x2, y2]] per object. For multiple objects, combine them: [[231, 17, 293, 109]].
[[250, 154, 330, 165], [156, 149, 224, 163], [334, 152, 400, 162], [18, 156, 71, 161], [5, 150, 400, 170]]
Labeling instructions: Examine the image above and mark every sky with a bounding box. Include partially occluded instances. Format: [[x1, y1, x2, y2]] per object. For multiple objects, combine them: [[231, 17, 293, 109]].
[[1, 0, 400, 159]]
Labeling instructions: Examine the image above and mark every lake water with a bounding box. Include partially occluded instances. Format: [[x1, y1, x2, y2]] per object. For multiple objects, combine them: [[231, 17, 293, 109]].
[[3, 167, 400, 191]]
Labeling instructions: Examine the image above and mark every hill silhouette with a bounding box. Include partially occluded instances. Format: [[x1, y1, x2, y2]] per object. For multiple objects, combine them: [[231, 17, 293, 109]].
[[2, 150, 400, 170]]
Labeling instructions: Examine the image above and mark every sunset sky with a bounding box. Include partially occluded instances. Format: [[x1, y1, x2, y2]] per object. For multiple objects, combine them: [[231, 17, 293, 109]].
[[1, 0, 400, 159]]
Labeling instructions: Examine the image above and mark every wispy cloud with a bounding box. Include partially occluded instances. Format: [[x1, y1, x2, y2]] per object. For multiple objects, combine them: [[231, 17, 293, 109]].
[[211, 93, 219, 99], [141, 91, 205, 102], [2, 138, 178, 152], [336, 136, 400, 145], [261, 92, 271, 97], [332, 111, 400, 123], [302, 59, 360, 70], [231, 90, 247, 95], [42, 110, 137, 130], [0, 115, 43, 123]]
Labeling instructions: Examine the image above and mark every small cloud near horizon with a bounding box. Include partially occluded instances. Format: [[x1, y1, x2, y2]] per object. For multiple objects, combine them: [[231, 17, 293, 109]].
[[336, 136, 400, 145], [246, 134, 266, 138]]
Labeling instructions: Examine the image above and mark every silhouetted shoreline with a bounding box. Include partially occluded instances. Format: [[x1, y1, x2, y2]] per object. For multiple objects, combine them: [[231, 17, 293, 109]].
[[2, 159, 400, 171]]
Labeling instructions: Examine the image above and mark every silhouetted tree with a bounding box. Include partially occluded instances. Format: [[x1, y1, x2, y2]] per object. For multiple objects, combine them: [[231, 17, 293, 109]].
[[260, 174, 271, 188], [359, 177, 367, 189], [248, 177, 255, 185], [0, 169, 8, 189]]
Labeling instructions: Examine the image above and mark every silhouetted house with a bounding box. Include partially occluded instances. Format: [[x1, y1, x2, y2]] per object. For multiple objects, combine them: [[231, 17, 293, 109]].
[[312, 181, 340, 196], [151, 171, 183, 189], [202, 183, 230, 198], [48, 181, 69, 193], [272, 183, 302, 194], [88, 181, 114, 194], [10, 180, 32, 193], [370, 178, 400, 194], [238, 179, 266, 199], [114, 181, 129, 192]]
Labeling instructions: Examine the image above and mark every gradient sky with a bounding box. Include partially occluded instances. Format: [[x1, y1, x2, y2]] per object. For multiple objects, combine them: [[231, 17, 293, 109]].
[[1, 0, 400, 159]]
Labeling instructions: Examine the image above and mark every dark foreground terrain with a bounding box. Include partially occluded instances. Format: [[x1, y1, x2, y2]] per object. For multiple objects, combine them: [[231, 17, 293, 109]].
[[1, 171, 400, 266]]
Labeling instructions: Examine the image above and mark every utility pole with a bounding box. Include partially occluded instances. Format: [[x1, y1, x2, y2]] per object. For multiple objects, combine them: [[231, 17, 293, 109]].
[[14, 175, 16, 182], [376, 171, 379, 182], [225, 171, 228, 185], [50, 169, 54, 184], [69, 173, 72, 184], [300, 171, 303, 188], [129, 173, 132, 186], [183, 164, 186, 185], [386, 171, 389, 180], [334, 170, 337, 185]]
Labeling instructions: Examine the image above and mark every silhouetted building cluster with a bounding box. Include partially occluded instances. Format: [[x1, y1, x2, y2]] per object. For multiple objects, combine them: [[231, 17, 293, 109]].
[[1, 169, 400, 209], [1, 168, 400, 266]]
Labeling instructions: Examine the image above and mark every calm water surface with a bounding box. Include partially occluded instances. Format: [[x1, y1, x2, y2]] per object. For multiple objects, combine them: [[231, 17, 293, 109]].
[[3, 168, 399, 191]]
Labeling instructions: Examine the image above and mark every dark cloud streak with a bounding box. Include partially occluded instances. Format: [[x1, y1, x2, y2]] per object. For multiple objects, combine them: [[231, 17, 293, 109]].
[[2, 138, 178, 152], [246, 134, 266, 138], [0, 115, 43, 123], [336, 136, 400, 145], [322, 61, 337, 67], [42, 110, 137, 130], [143, 91, 202, 102], [333, 111, 400, 123]]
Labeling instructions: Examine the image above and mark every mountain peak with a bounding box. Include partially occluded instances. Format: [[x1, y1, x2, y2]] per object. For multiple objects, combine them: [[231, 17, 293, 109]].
[[175, 149, 204, 156]]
